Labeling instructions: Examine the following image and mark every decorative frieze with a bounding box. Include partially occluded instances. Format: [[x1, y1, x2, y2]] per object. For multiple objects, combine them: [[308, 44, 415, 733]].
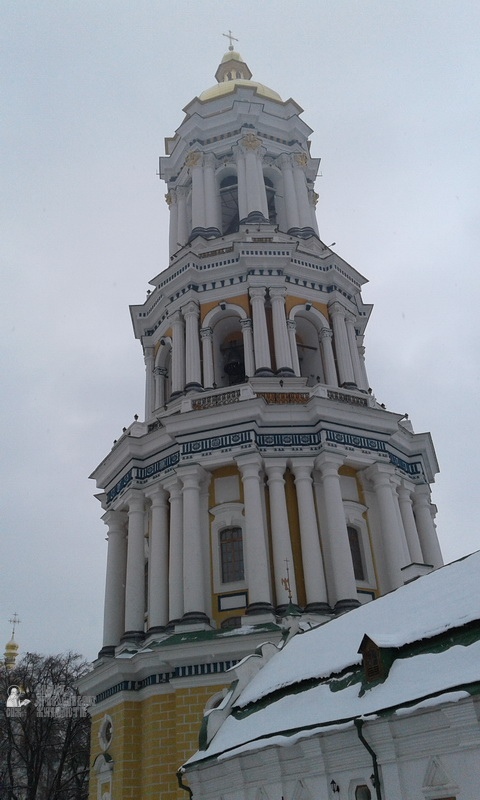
[[192, 390, 241, 410], [183, 430, 252, 455], [257, 392, 310, 404]]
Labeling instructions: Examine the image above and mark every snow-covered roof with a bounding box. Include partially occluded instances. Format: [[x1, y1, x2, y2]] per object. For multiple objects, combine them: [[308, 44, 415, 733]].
[[186, 551, 480, 766]]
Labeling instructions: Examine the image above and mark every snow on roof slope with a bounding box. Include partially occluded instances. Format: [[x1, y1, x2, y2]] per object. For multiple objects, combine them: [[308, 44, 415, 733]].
[[236, 551, 480, 708], [186, 552, 480, 766]]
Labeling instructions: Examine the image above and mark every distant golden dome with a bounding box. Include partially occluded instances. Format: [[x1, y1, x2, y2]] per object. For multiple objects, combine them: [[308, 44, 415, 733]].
[[4, 637, 19, 670]]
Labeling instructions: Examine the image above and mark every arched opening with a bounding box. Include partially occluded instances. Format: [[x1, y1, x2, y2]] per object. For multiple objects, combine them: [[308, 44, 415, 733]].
[[221, 335, 245, 385], [294, 315, 325, 384], [264, 177, 277, 224], [355, 786, 371, 800], [220, 173, 239, 234]]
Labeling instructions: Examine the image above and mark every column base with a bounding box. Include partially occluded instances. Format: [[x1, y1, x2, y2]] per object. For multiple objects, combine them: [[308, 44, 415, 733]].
[[276, 367, 296, 377], [98, 645, 115, 658], [305, 601, 333, 615], [179, 611, 210, 625], [287, 226, 318, 240], [184, 382, 203, 393], [341, 382, 358, 390], [120, 630, 145, 645], [146, 625, 166, 636], [239, 211, 269, 225], [188, 226, 221, 242], [254, 367, 274, 377], [333, 598, 361, 614], [246, 601, 275, 616]]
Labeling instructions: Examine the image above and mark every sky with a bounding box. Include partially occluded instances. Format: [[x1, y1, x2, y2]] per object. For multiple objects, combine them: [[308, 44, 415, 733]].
[[1, 0, 479, 663]]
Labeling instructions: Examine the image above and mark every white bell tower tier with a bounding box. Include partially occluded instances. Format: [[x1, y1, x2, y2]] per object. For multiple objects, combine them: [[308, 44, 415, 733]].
[[90, 48, 442, 653]]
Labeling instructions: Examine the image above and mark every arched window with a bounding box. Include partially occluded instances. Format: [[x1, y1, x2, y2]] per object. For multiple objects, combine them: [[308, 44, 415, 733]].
[[348, 525, 365, 581], [220, 526, 244, 583], [220, 174, 239, 234], [264, 177, 277, 224], [355, 786, 371, 800]]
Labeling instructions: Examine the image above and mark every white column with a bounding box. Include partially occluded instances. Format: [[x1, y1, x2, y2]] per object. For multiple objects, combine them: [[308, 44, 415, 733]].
[[144, 345, 155, 421], [176, 186, 189, 247], [315, 454, 359, 611], [234, 146, 248, 221], [293, 154, 312, 227], [166, 190, 178, 257], [123, 490, 146, 640], [249, 287, 272, 375], [146, 485, 169, 632], [240, 318, 255, 378], [241, 135, 268, 217], [237, 454, 273, 614], [328, 302, 356, 387], [358, 342, 370, 392], [287, 319, 301, 377], [187, 151, 206, 231], [170, 310, 185, 397], [319, 327, 338, 386], [291, 460, 329, 612], [165, 477, 183, 624], [413, 486, 444, 568], [265, 460, 297, 608], [154, 366, 167, 409], [345, 312, 364, 390], [309, 187, 320, 235], [397, 482, 424, 564], [279, 154, 300, 229], [270, 287, 294, 375], [203, 153, 220, 231], [365, 464, 409, 590], [200, 327, 214, 389], [101, 510, 127, 653], [179, 465, 209, 622], [183, 301, 202, 391]]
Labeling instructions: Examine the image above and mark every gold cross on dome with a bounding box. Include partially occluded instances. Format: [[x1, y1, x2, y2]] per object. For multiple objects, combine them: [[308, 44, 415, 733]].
[[9, 612, 21, 638], [222, 30, 238, 51]]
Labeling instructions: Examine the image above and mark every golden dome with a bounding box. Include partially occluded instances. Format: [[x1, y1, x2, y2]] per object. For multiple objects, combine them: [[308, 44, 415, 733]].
[[199, 51, 282, 103]]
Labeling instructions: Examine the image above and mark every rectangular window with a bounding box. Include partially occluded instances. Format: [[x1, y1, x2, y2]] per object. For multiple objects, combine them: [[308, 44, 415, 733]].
[[220, 527, 244, 583]]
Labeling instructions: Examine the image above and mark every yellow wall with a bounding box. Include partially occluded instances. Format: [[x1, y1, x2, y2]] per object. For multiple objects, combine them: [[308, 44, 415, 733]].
[[90, 682, 226, 800]]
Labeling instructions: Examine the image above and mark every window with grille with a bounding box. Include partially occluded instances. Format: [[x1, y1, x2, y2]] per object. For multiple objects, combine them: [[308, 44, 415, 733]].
[[220, 526, 244, 583]]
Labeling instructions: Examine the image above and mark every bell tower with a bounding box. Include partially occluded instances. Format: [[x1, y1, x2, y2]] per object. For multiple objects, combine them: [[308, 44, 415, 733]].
[[80, 47, 443, 800]]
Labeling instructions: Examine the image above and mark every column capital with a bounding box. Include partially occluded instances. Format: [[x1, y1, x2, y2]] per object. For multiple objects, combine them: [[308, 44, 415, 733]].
[[124, 489, 145, 513], [364, 462, 397, 486], [177, 463, 208, 488], [240, 132, 263, 151], [144, 483, 168, 505], [169, 309, 184, 324], [328, 300, 348, 318], [102, 509, 127, 530], [240, 317, 253, 331], [265, 458, 287, 478], [144, 345, 155, 360], [249, 286, 267, 301], [203, 152, 217, 168], [185, 150, 203, 168], [413, 484, 432, 507], [269, 286, 287, 301], [290, 458, 315, 479], [200, 326, 213, 340], [182, 299, 200, 318], [236, 452, 263, 477], [319, 326, 333, 341], [315, 452, 344, 475]]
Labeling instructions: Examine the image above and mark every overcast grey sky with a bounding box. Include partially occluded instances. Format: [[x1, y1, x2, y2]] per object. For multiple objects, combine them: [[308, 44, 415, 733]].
[[1, 0, 479, 662]]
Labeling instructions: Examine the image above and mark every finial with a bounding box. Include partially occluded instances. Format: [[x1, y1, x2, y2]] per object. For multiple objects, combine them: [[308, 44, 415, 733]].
[[222, 29, 238, 51], [281, 559, 293, 603], [9, 612, 20, 640]]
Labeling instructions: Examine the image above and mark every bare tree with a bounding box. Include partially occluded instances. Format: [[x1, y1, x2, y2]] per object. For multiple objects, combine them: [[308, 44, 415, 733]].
[[0, 652, 91, 800]]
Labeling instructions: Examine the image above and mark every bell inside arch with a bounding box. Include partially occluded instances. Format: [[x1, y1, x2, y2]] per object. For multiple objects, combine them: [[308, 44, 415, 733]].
[[222, 340, 245, 385]]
